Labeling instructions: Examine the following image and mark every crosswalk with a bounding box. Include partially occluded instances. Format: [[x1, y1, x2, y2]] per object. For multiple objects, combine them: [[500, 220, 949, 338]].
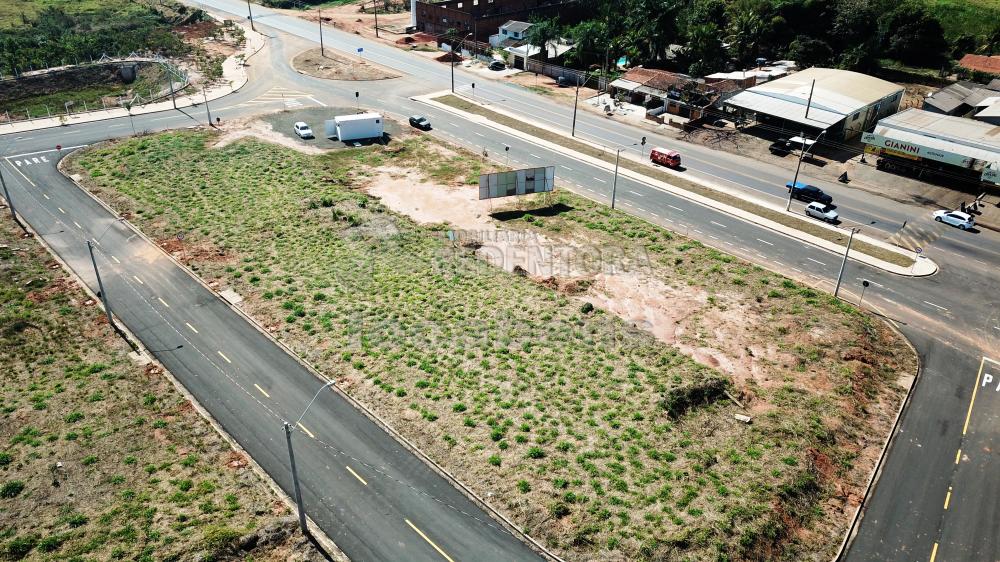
[[233, 87, 318, 109], [888, 221, 949, 252]]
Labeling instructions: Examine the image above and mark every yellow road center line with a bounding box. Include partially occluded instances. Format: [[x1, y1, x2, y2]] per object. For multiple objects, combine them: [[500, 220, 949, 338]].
[[111, 255, 121, 264], [133, 275, 144, 285], [253, 383, 270, 398], [185, 322, 198, 334], [962, 357, 987, 435], [930, 542, 939, 562], [296, 422, 315, 438], [944, 487, 952, 510], [955, 449, 961, 464], [157, 297, 169, 308], [345, 465, 368, 486], [405, 519, 455, 562], [218, 351, 231, 363]]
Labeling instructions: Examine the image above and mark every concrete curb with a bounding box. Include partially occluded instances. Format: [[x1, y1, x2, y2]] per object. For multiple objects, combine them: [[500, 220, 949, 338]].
[[414, 91, 938, 277], [0, 202, 346, 561], [832, 310, 922, 562], [56, 141, 565, 562], [0, 17, 267, 137]]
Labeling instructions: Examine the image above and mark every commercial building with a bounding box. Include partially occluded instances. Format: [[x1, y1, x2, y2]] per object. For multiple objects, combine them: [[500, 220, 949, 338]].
[[724, 67, 904, 140], [861, 108, 1000, 186], [922, 80, 1000, 116], [608, 67, 740, 122]]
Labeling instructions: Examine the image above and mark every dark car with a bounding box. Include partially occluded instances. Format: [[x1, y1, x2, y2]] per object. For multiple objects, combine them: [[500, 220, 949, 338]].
[[786, 181, 832, 205], [488, 60, 506, 71], [408, 115, 431, 130], [769, 138, 791, 156]]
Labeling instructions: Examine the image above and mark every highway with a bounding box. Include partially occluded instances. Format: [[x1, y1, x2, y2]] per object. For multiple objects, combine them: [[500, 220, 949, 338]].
[[1, 2, 999, 560]]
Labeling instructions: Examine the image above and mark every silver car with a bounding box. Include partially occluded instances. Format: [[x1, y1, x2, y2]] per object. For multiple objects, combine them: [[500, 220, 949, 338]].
[[805, 201, 838, 223], [293, 121, 314, 139], [933, 210, 974, 230]]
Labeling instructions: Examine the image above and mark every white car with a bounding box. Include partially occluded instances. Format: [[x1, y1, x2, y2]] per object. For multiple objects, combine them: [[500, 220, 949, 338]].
[[293, 122, 314, 139], [933, 210, 974, 230], [805, 201, 839, 223]]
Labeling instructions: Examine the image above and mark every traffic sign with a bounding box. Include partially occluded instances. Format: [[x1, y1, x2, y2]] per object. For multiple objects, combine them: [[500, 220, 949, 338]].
[[916, 247, 923, 254]]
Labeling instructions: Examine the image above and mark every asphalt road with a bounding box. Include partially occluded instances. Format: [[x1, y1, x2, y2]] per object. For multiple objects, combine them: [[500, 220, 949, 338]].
[[2, 3, 1000, 560]]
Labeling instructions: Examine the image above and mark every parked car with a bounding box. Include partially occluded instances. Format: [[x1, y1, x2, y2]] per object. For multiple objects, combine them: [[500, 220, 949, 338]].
[[768, 138, 791, 156], [293, 122, 314, 139], [408, 115, 431, 130], [805, 201, 839, 223], [786, 181, 832, 205], [933, 210, 975, 230], [488, 60, 506, 71], [649, 147, 682, 168]]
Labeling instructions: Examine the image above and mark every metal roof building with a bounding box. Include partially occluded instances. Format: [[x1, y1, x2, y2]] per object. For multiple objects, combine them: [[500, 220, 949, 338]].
[[862, 108, 1000, 185], [724, 67, 904, 140]]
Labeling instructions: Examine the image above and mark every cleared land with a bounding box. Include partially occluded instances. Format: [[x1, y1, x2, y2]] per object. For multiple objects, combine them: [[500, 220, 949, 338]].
[[433, 94, 913, 269], [65, 129, 915, 561], [0, 221, 317, 560], [291, 48, 401, 81]]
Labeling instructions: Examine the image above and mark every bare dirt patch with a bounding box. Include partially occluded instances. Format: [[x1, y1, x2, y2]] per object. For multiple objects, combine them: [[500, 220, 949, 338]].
[[213, 115, 325, 154], [291, 47, 401, 81]]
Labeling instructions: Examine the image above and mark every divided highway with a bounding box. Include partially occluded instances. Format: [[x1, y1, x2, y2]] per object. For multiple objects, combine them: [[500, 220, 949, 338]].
[[3, 3, 999, 560]]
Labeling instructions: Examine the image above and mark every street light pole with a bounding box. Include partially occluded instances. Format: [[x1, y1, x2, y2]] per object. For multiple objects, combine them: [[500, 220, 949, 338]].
[[450, 33, 471, 93], [572, 75, 582, 137], [247, 0, 255, 31], [833, 227, 857, 298], [87, 240, 116, 330], [284, 380, 335, 536], [372, 0, 379, 38], [611, 148, 621, 209], [202, 88, 213, 126], [785, 129, 826, 211]]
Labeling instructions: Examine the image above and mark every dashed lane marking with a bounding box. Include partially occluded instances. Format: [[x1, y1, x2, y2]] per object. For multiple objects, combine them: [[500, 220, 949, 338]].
[[73, 221, 82, 229], [185, 322, 198, 334], [218, 350, 232, 364], [944, 487, 952, 509], [560, 165, 572, 170], [346, 465, 369, 486], [955, 449, 961, 464], [668, 204, 684, 212], [593, 177, 607, 183], [628, 190, 643, 196], [254, 383, 270, 398], [710, 221, 726, 228], [42, 193, 50, 199], [111, 256, 121, 264], [923, 300, 948, 311], [133, 275, 144, 285], [806, 257, 825, 265], [157, 297, 170, 308], [756, 238, 774, 246], [58, 207, 66, 214], [405, 519, 455, 562], [297, 422, 315, 439]]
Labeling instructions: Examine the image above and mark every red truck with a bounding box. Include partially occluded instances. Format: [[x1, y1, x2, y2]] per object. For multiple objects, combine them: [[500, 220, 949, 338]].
[[649, 147, 682, 168]]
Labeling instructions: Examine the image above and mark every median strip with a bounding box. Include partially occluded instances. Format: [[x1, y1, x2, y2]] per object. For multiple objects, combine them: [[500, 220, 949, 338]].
[[429, 94, 916, 269]]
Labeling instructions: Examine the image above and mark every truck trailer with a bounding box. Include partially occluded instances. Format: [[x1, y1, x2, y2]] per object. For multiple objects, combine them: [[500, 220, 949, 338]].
[[324, 113, 384, 142]]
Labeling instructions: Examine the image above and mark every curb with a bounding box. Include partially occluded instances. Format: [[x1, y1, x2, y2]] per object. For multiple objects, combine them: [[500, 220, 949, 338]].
[[415, 91, 938, 277], [0, 202, 346, 561], [56, 141, 565, 562], [832, 312, 922, 562]]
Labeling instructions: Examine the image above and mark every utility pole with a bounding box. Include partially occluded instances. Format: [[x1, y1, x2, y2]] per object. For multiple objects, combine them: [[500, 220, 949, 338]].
[[87, 240, 116, 330], [610, 148, 621, 209], [168, 71, 177, 109], [451, 32, 472, 93], [572, 75, 582, 137], [833, 227, 857, 298], [785, 130, 826, 211], [203, 88, 213, 126], [318, 9, 325, 56], [373, 0, 379, 38], [284, 422, 308, 535], [247, 0, 255, 31]]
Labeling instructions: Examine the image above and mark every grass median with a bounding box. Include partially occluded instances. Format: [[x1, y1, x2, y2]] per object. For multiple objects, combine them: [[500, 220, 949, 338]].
[[64, 129, 917, 561], [433, 94, 913, 268]]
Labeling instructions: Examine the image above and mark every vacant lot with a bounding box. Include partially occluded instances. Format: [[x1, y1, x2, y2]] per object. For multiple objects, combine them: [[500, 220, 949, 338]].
[[0, 221, 317, 559], [66, 130, 915, 561]]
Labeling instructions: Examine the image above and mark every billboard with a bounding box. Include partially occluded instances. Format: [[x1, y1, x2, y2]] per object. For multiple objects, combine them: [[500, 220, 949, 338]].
[[861, 132, 972, 168], [479, 166, 555, 200]]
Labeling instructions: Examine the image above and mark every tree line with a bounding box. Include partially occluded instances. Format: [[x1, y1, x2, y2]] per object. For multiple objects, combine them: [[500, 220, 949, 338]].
[[0, 3, 203, 76], [524, 0, 1000, 77]]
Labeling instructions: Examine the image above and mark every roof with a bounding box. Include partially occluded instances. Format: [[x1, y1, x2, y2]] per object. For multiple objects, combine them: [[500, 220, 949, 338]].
[[923, 83, 973, 113], [501, 20, 532, 33], [608, 78, 642, 92], [975, 102, 1000, 119], [989, 79, 1000, 91], [505, 41, 573, 59], [335, 112, 383, 123], [747, 67, 903, 114], [964, 88, 998, 107], [869, 108, 1000, 164], [725, 89, 843, 129], [959, 54, 1000, 75], [622, 67, 692, 92]]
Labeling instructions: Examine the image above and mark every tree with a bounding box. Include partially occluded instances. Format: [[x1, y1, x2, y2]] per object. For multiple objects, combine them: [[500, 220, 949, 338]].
[[786, 35, 833, 68], [564, 20, 610, 69], [525, 17, 561, 62], [725, 0, 770, 65], [683, 22, 727, 77], [878, 2, 949, 67]]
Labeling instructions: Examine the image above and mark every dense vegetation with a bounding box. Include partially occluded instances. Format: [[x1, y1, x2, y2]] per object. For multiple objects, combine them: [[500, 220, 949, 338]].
[[0, 1, 204, 76], [528, 0, 1000, 76]]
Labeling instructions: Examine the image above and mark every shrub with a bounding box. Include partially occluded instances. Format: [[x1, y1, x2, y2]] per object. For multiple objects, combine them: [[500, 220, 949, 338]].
[[517, 480, 531, 493], [64, 411, 84, 423], [487, 455, 501, 466], [1, 480, 25, 498], [0, 452, 12, 467], [526, 447, 546, 459], [3, 534, 38, 559], [202, 525, 242, 551]]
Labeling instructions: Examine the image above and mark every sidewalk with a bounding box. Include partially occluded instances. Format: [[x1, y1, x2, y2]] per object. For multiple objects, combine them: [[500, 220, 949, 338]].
[[416, 91, 937, 277], [0, 18, 267, 137]]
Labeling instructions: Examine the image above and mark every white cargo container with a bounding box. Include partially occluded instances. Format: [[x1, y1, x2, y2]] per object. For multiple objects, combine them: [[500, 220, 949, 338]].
[[324, 113, 384, 141]]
